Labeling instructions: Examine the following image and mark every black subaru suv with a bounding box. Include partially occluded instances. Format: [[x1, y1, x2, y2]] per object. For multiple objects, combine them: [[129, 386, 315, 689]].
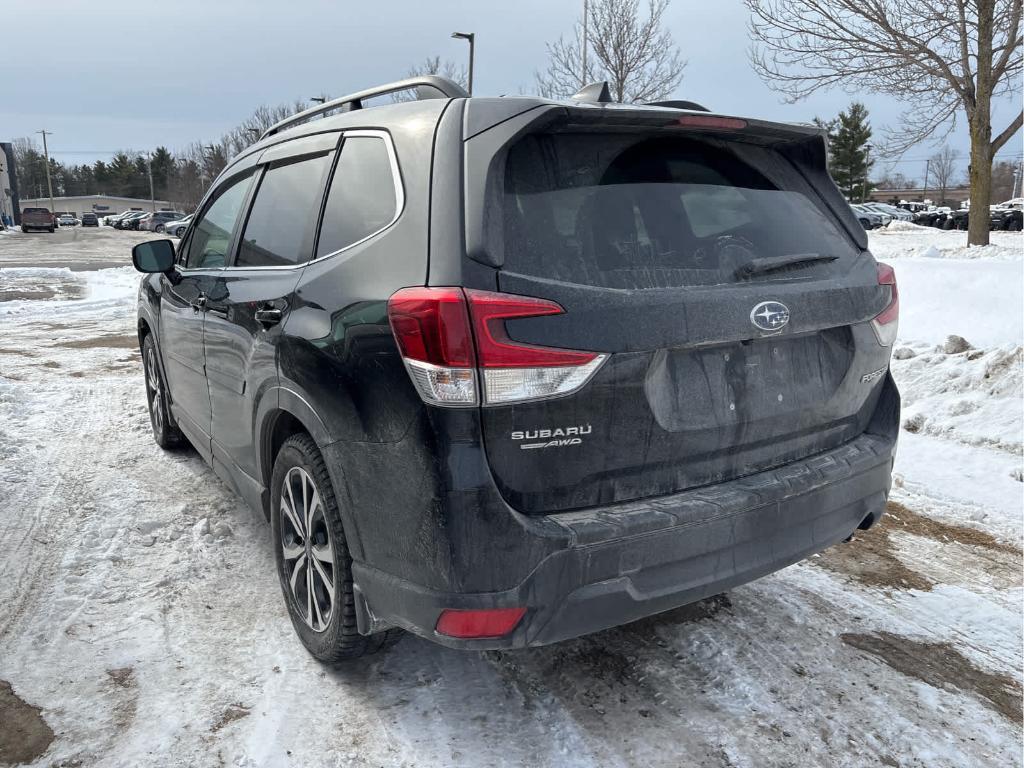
[[132, 77, 900, 662]]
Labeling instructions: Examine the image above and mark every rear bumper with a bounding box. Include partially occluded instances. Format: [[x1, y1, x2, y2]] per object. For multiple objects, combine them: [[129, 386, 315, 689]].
[[353, 429, 895, 650]]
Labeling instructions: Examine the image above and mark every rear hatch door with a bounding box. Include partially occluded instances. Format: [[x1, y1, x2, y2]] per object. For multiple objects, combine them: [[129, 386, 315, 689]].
[[467, 112, 894, 514]]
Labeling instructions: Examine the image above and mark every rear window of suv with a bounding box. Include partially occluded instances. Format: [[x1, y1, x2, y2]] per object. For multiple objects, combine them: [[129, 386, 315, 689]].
[[501, 134, 858, 289]]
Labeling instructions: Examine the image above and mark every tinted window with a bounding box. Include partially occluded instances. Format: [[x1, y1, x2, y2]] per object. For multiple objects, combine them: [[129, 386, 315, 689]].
[[316, 136, 397, 257], [183, 171, 254, 269], [502, 134, 858, 289], [235, 153, 333, 268]]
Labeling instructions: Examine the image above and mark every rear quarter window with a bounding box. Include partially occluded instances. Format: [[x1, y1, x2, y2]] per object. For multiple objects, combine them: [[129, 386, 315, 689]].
[[316, 135, 398, 258]]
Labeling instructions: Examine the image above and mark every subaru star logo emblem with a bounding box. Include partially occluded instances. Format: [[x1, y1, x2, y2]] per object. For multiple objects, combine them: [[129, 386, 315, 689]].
[[750, 301, 790, 332]]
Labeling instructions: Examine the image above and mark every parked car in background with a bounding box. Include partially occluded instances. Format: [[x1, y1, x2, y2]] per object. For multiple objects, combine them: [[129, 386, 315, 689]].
[[21, 207, 55, 233], [81, 213, 100, 227], [164, 213, 193, 237], [115, 211, 149, 229], [865, 202, 912, 222], [991, 200, 1023, 231], [861, 204, 892, 226], [110, 210, 144, 227], [57, 214, 79, 227], [131, 76, 899, 662], [134, 213, 154, 231], [144, 210, 189, 232], [850, 204, 883, 229], [946, 209, 969, 230]]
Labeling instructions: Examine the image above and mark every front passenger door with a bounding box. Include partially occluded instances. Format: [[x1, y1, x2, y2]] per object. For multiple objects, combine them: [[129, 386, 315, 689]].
[[159, 170, 255, 458]]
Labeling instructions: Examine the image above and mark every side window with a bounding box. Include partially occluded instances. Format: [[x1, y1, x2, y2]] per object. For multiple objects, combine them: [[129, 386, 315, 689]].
[[316, 136, 398, 258], [235, 152, 333, 268], [183, 172, 254, 269]]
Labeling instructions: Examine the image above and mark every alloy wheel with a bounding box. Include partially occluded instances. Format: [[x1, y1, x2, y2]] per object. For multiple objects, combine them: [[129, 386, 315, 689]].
[[279, 467, 335, 632], [144, 344, 164, 435]]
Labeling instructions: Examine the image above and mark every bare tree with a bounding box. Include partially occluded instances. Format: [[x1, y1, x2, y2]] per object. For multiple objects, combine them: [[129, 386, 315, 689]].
[[875, 171, 918, 190], [746, 0, 1022, 245], [536, 0, 686, 103], [929, 146, 961, 205]]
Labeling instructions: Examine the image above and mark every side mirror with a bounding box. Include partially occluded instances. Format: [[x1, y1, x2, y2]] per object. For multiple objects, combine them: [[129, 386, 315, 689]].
[[132, 239, 176, 273]]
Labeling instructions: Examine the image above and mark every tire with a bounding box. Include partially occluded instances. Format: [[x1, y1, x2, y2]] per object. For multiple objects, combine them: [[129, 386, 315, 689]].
[[142, 334, 183, 449], [174, 226, 185, 237], [48, 227, 54, 233], [271, 433, 401, 663], [1010, 219, 1021, 232], [155, 224, 165, 233]]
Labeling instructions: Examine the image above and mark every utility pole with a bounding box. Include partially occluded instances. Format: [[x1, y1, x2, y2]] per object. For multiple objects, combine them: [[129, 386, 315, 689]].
[[861, 144, 872, 202], [37, 130, 55, 214], [581, 0, 589, 87], [1012, 160, 1022, 199], [146, 152, 156, 212]]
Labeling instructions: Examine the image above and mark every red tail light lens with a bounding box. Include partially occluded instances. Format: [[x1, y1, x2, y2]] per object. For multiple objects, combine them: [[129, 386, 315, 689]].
[[872, 262, 899, 346], [677, 115, 747, 131], [387, 287, 474, 367], [387, 287, 606, 406], [436, 607, 526, 639], [465, 289, 598, 368]]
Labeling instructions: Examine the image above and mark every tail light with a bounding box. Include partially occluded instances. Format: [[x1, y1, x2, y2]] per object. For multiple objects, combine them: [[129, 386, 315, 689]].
[[387, 287, 606, 406], [436, 607, 526, 638], [872, 262, 899, 346]]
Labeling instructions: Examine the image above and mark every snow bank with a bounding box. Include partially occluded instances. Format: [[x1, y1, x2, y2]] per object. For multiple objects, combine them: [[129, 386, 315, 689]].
[[885, 258, 1024, 347], [869, 227, 1022, 260], [892, 343, 1022, 453]]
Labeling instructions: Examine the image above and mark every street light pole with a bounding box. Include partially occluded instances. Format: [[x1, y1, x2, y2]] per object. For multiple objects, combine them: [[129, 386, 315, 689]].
[[451, 32, 475, 95], [37, 130, 55, 214], [581, 0, 589, 86], [147, 152, 156, 212]]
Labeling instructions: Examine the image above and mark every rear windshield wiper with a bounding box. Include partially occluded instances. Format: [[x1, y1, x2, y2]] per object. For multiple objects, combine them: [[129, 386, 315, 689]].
[[736, 253, 839, 278]]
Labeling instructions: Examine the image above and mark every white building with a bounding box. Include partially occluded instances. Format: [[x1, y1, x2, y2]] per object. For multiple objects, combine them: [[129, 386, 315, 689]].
[[17, 194, 175, 217]]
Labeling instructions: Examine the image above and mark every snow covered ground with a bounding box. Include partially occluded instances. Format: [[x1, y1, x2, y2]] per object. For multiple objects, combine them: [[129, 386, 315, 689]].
[[0, 226, 1021, 767]]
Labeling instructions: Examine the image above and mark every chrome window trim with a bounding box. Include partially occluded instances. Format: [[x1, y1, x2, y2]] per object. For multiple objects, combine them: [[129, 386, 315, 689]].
[[220, 129, 405, 272]]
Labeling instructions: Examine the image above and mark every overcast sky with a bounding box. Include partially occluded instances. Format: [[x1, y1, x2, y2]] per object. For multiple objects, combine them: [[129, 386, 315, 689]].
[[5, 0, 1021, 183]]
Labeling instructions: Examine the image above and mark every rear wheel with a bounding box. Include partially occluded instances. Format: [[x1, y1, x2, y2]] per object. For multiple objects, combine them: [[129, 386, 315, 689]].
[[155, 224, 165, 233], [142, 334, 183, 448], [271, 434, 401, 663]]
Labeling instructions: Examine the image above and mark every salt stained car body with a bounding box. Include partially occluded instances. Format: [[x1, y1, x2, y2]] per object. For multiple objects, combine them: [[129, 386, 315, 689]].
[[132, 77, 900, 662]]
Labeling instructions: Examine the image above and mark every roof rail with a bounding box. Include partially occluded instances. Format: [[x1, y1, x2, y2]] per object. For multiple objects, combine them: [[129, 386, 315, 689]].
[[644, 100, 710, 112], [260, 76, 469, 140]]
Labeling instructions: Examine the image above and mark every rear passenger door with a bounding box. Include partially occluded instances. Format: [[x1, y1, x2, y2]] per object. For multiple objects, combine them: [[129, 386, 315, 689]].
[[204, 133, 338, 486]]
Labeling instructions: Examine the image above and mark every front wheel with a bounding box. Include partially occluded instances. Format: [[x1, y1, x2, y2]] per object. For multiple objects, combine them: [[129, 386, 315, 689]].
[[271, 434, 401, 663], [142, 334, 183, 448], [155, 224, 165, 233]]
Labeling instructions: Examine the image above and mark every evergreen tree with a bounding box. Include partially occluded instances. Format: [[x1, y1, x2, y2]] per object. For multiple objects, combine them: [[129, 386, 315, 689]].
[[150, 147, 175, 198], [828, 102, 873, 200]]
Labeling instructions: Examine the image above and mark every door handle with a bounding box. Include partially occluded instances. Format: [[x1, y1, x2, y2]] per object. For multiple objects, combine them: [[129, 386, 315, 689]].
[[190, 295, 207, 312], [254, 307, 283, 327]]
